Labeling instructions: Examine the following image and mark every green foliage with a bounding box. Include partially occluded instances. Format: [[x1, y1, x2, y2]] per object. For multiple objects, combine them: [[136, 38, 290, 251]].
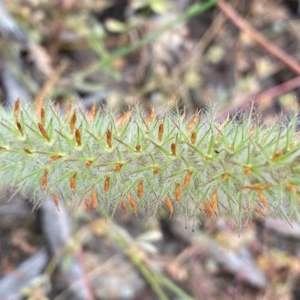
[[1, 100, 300, 225]]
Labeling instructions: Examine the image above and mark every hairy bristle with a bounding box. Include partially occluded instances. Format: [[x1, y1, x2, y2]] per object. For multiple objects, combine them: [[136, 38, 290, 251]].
[[0, 101, 299, 225]]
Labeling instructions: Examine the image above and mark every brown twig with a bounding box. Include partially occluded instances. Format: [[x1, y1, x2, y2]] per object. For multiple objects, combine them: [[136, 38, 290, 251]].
[[216, 0, 300, 118], [34, 61, 68, 103], [247, 75, 300, 107], [218, 75, 300, 119], [217, 1, 300, 75]]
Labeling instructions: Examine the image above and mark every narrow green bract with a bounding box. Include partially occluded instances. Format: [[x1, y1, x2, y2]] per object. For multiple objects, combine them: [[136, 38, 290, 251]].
[[1, 101, 300, 224]]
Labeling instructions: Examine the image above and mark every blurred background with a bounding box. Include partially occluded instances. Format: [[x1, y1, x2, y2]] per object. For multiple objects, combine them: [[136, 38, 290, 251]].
[[1, 0, 300, 299]]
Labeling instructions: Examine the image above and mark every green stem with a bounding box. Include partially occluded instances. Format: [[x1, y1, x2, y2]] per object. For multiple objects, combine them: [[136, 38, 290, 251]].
[[156, 273, 194, 300], [127, 248, 169, 300], [74, 0, 218, 81]]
